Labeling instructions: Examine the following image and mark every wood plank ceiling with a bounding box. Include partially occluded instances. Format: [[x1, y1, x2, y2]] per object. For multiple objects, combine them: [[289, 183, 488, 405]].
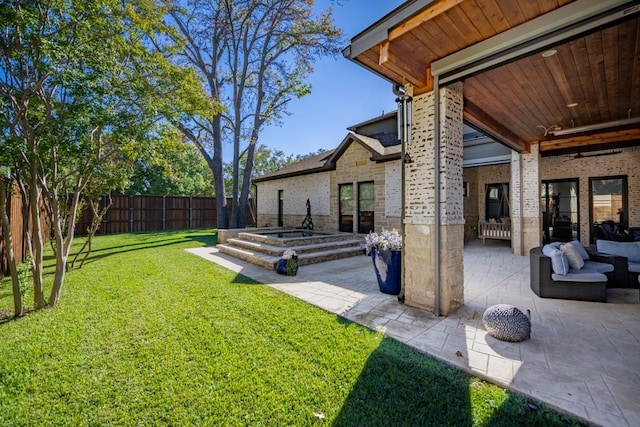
[[347, 0, 640, 154]]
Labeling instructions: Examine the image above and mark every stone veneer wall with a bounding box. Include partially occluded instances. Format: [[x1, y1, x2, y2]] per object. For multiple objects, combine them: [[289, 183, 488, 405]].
[[540, 145, 640, 244], [256, 173, 331, 230], [521, 144, 542, 253], [256, 141, 402, 233], [404, 83, 464, 316], [510, 151, 523, 255]]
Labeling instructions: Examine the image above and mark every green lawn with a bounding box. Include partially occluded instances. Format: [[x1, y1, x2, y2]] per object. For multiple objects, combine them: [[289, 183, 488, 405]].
[[0, 230, 584, 426]]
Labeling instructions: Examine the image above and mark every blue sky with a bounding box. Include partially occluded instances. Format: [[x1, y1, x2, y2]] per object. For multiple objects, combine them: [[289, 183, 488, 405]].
[[259, 0, 405, 156]]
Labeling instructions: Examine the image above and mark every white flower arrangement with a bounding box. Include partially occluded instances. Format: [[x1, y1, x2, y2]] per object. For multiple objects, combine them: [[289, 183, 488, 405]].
[[282, 249, 297, 260], [364, 228, 402, 254]]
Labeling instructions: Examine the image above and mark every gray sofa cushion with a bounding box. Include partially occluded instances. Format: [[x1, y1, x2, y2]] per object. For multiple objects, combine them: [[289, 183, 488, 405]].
[[542, 244, 569, 275], [552, 271, 608, 282], [583, 260, 614, 273], [561, 243, 584, 269], [596, 240, 640, 263], [564, 240, 590, 260], [628, 262, 640, 273]]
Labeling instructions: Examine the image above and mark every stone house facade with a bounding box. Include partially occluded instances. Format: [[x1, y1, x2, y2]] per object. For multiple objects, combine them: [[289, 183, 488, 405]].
[[256, 110, 639, 256], [254, 112, 402, 234]]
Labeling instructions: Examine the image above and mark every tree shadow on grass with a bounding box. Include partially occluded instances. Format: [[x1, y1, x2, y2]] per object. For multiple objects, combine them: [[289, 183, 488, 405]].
[[333, 338, 473, 426], [230, 273, 261, 285], [332, 337, 583, 427]]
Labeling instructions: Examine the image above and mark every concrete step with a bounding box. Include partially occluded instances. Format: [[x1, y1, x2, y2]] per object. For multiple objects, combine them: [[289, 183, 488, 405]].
[[217, 243, 366, 270], [238, 230, 357, 246], [217, 244, 279, 270], [296, 246, 366, 266], [226, 237, 363, 257]]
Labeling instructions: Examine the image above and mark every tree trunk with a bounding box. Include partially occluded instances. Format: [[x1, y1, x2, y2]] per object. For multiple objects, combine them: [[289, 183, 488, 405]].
[[237, 140, 257, 228], [28, 163, 46, 309], [0, 180, 23, 317], [72, 194, 111, 269], [48, 183, 82, 306], [211, 115, 228, 229]]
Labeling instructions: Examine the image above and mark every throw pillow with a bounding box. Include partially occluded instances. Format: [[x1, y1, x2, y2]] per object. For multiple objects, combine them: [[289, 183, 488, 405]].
[[565, 240, 589, 261], [560, 243, 585, 270], [542, 245, 569, 275]]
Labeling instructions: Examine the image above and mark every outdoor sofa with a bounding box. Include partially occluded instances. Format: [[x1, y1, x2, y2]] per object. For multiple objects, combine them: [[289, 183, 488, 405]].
[[593, 239, 640, 290], [530, 241, 619, 302]]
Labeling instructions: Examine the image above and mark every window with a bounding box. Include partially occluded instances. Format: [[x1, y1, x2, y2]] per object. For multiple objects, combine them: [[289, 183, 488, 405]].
[[358, 182, 374, 234], [590, 176, 627, 242], [339, 184, 353, 232], [277, 190, 283, 227], [541, 179, 579, 243], [485, 183, 509, 220]]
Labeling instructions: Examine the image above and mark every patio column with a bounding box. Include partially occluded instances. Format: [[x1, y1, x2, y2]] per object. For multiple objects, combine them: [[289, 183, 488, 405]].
[[518, 143, 542, 254], [511, 151, 524, 255], [403, 82, 464, 316]]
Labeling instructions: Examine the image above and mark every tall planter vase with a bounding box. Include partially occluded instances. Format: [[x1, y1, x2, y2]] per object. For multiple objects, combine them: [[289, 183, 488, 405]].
[[371, 249, 401, 295]]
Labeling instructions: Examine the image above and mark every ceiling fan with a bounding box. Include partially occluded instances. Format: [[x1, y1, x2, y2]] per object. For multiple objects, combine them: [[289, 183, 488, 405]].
[[573, 150, 622, 159]]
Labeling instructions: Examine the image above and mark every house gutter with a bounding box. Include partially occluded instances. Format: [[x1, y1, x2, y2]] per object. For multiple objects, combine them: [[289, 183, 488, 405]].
[[433, 76, 441, 317]]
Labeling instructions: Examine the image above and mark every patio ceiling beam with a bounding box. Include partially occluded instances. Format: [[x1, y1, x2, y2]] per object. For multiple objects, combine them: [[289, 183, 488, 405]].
[[432, 0, 638, 83], [539, 128, 640, 151], [464, 101, 528, 153], [388, 0, 464, 41]]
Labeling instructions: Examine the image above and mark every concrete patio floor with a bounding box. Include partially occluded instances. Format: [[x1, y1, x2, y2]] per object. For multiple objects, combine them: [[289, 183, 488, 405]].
[[187, 240, 640, 427]]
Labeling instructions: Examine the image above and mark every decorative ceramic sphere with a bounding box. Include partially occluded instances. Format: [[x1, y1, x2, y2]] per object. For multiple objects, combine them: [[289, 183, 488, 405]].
[[482, 304, 531, 342]]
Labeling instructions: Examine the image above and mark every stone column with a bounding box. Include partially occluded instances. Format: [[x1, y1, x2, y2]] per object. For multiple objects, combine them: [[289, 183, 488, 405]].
[[403, 82, 464, 316], [521, 143, 542, 254], [510, 151, 523, 255]]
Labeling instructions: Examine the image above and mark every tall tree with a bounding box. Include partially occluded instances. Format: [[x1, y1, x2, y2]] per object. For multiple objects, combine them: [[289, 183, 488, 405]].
[[0, 0, 212, 308], [164, 0, 343, 228], [126, 127, 214, 196]]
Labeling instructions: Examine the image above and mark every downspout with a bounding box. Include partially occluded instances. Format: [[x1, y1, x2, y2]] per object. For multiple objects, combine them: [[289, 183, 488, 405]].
[[393, 84, 411, 303], [433, 75, 441, 317]]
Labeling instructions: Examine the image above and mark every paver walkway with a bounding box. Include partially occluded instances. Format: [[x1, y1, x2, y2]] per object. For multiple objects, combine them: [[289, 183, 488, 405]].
[[187, 240, 640, 427]]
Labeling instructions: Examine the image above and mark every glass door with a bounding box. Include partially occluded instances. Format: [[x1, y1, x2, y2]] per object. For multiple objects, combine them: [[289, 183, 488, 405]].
[[541, 179, 579, 243], [590, 176, 627, 242], [339, 184, 353, 232], [277, 190, 283, 227], [358, 182, 374, 234]]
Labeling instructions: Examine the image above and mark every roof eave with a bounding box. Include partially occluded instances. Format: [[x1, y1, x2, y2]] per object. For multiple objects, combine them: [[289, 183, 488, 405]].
[[252, 165, 334, 184]]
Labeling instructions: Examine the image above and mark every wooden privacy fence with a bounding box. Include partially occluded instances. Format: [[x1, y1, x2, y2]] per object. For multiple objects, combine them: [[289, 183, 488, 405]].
[[75, 195, 255, 235], [0, 185, 51, 278], [2, 193, 254, 277]]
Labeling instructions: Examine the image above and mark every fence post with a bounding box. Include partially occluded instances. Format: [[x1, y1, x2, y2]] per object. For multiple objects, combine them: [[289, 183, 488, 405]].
[[101, 195, 107, 234], [162, 196, 166, 231], [130, 195, 134, 233], [189, 197, 193, 229]]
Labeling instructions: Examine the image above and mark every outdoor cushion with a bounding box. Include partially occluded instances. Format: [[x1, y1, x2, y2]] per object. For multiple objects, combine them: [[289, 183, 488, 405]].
[[583, 261, 614, 274], [596, 240, 640, 263], [560, 243, 584, 270], [552, 271, 607, 282], [628, 263, 640, 273], [542, 244, 569, 275], [564, 240, 590, 261]]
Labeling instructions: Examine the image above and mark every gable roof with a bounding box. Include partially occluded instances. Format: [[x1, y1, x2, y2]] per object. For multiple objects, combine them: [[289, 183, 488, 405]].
[[252, 149, 336, 183], [253, 132, 401, 183]]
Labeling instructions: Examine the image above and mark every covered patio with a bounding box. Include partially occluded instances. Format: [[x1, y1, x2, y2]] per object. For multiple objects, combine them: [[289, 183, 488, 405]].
[[341, 0, 640, 315], [189, 242, 640, 426]]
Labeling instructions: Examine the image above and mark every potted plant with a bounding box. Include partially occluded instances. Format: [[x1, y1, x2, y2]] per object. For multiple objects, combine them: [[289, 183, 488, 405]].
[[276, 249, 298, 276], [364, 228, 402, 295]]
